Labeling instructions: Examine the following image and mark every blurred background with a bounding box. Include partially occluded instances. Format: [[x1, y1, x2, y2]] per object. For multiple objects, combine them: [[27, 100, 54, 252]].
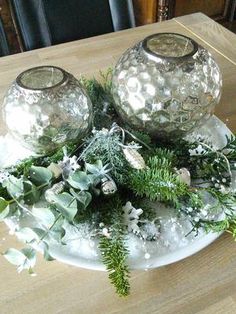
[[0, 0, 235, 55]]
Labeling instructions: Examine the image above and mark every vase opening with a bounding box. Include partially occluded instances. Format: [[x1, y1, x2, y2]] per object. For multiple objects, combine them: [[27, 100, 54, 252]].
[[143, 33, 198, 59], [16, 66, 66, 90]]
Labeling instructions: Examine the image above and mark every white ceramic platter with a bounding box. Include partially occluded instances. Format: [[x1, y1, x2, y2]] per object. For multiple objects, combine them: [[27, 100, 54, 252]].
[[1, 115, 234, 271]]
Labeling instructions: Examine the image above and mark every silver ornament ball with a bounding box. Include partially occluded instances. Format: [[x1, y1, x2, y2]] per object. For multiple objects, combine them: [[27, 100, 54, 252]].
[[3, 66, 93, 154], [112, 33, 222, 139], [101, 178, 117, 196]]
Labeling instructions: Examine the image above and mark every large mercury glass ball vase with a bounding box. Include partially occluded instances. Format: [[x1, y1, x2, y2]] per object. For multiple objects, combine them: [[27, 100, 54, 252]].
[[112, 33, 222, 139], [3, 66, 93, 154]]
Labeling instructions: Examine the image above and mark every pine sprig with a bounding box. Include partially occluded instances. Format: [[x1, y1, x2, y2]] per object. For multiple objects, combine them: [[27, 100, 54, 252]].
[[98, 196, 130, 296], [99, 235, 130, 296], [202, 216, 236, 239], [129, 153, 188, 207], [82, 130, 129, 184], [80, 69, 118, 129]]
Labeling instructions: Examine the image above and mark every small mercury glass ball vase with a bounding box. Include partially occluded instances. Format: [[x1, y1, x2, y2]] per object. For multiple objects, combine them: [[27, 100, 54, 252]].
[[112, 33, 222, 139], [3, 66, 93, 154]]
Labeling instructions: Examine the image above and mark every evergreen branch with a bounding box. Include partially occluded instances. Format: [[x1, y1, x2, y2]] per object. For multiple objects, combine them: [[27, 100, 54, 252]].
[[129, 154, 188, 207], [97, 196, 130, 297], [80, 70, 119, 129], [99, 235, 130, 297], [82, 130, 128, 184], [201, 216, 236, 240]]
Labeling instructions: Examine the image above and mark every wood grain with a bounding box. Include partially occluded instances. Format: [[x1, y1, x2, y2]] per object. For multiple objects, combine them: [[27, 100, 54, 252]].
[[175, 13, 236, 64], [0, 14, 236, 314], [175, 0, 226, 18]]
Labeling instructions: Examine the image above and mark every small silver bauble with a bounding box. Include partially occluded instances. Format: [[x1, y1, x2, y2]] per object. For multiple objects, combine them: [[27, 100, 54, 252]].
[[101, 178, 117, 196], [3, 66, 93, 154], [112, 33, 222, 139]]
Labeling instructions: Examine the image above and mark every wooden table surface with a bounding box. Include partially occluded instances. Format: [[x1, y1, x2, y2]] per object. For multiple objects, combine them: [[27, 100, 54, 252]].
[[0, 13, 236, 314]]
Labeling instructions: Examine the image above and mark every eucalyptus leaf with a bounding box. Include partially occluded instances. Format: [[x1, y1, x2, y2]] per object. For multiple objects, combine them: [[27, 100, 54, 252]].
[[29, 166, 53, 186], [86, 160, 103, 174], [87, 174, 100, 186], [4, 247, 37, 273], [2, 175, 24, 199], [42, 242, 54, 261], [23, 180, 40, 205], [0, 197, 10, 221], [32, 227, 48, 239], [21, 248, 37, 269], [15, 227, 39, 243], [67, 171, 90, 191], [51, 192, 77, 221], [62, 220, 81, 244], [4, 248, 26, 266], [48, 224, 65, 242], [32, 205, 55, 227], [69, 189, 92, 209]]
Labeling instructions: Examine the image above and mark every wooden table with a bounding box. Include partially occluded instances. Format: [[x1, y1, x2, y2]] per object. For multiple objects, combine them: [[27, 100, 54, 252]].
[[0, 13, 236, 314]]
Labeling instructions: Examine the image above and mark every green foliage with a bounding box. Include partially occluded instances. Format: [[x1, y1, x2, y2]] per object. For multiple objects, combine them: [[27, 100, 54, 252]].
[[49, 192, 77, 222], [31, 205, 55, 228], [129, 152, 188, 207], [23, 180, 40, 205], [3, 175, 24, 199], [98, 197, 130, 296], [69, 189, 92, 211], [0, 197, 10, 220], [99, 235, 130, 296], [171, 136, 233, 188], [221, 134, 236, 162], [82, 130, 129, 184], [126, 129, 152, 147], [3, 247, 36, 273], [80, 69, 118, 129], [29, 166, 53, 186], [2, 71, 236, 297], [202, 215, 236, 240], [10, 143, 76, 179], [67, 171, 91, 191], [15, 227, 40, 243]]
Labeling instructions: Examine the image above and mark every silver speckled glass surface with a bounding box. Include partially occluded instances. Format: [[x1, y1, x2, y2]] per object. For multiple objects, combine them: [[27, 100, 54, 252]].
[[19, 67, 64, 89], [112, 33, 222, 139], [3, 66, 93, 154], [147, 33, 194, 57]]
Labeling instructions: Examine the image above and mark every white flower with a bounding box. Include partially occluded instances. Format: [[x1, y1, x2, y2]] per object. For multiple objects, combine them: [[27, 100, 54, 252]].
[[58, 155, 80, 178], [189, 144, 205, 156], [123, 201, 143, 234]]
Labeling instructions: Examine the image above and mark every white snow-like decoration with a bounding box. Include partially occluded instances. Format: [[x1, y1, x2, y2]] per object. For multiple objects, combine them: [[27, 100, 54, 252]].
[[0, 134, 34, 168], [188, 144, 206, 156], [123, 201, 143, 234]]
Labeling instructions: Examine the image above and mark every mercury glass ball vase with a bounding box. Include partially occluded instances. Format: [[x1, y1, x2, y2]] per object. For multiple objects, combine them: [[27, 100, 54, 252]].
[[112, 33, 222, 139], [3, 66, 93, 154]]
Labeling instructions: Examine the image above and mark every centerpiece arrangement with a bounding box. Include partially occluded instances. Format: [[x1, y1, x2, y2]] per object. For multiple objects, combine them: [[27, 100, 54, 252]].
[[1, 33, 236, 297]]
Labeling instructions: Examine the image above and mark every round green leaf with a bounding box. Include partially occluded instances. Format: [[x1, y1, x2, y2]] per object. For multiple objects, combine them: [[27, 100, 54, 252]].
[[29, 166, 53, 186], [4, 248, 26, 266], [67, 171, 90, 190]]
